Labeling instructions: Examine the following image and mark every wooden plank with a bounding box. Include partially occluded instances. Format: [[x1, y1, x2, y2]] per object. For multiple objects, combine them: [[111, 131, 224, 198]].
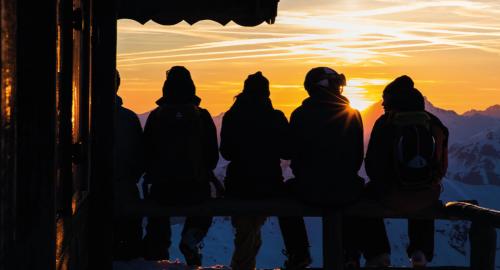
[[117, 198, 456, 221], [446, 201, 500, 228]]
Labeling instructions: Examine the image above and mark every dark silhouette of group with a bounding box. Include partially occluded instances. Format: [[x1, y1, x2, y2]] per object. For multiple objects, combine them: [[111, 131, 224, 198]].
[[113, 66, 449, 269]]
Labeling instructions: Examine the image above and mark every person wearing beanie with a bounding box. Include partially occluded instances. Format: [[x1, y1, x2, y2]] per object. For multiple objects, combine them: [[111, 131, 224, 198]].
[[363, 75, 449, 267], [142, 66, 219, 266], [113, 70, 144, 260], [289, 67, 365, 266], [220, 71, 311, 270]]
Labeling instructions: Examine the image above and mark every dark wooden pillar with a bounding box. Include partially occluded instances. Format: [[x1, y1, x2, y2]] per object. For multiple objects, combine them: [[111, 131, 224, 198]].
[[88, 0, 116, 268], [470, 220, 497, 270], [323, 211, 344, 270], [0, 1, 18, 270], [15, 0, 58, 269]]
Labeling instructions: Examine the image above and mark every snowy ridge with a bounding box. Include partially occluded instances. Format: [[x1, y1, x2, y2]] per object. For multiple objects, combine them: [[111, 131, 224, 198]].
[[448, 127, 500, 185]]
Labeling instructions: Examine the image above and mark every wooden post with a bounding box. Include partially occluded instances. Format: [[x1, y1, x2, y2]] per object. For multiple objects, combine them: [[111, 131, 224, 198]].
[[0, 1, 18, 270], [88, 0, 116, 269], [323, 210, 343, 270], [470, 220, 497, 270], [15, 0, 58, 269]]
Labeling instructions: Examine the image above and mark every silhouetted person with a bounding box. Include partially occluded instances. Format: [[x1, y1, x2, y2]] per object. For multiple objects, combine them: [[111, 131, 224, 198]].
[[113, 70, 144, 260], [142, 66, 219, 266], [289, 67, 365, 265], [220, 72, 311, 270], [363, 75, 449, 267]]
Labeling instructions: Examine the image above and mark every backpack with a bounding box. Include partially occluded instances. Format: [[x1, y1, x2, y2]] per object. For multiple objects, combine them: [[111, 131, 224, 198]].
[[150, 104, 205, 185], [389, 111, 438, 190]]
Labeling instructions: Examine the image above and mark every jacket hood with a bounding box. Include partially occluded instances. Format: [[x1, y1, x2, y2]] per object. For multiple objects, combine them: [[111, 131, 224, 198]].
[[159, 66, 198, 105], [383, 75, 425, 111]]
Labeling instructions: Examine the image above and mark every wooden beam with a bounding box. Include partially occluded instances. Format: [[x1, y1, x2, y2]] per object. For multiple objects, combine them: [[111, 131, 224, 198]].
[[88, 0, 116, 269], [117, 198, 453, 220], [446, 201, 500, 227], [16, 0, 58, 269], [0, 1, 17, 270]]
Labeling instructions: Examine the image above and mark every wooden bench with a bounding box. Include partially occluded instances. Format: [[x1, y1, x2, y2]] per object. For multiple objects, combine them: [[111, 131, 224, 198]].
[[116, 199, 499, 270]]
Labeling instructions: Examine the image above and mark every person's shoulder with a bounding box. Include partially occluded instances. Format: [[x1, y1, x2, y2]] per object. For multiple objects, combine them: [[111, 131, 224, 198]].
[[147, 106, 160, 116], [425, 111, 449, 132], [290, 104, 305, 119], [270, 109, 288, 124], [346, 106, 361, 118], [118, 106, 139, 120], [197, 106, 210, 115], [197, 106, 215, 122], [273, 109, 287, 119], [374, 113, 390, 126]]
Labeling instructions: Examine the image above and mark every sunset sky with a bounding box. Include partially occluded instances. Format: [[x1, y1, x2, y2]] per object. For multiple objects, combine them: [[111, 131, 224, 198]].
[[117, 0, 500, 116]]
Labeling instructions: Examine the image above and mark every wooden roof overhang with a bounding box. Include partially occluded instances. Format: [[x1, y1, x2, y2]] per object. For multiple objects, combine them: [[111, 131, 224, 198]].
[[117, 0, 280, 26]]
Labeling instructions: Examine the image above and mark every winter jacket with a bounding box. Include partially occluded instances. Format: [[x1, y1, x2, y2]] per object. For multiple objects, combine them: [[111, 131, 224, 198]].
[[220, 96, 289, 198], [113, 96, 144, 184], [365, 110, 449, 209], [143, 97, 219, 202], [290, 94, 365, 205]]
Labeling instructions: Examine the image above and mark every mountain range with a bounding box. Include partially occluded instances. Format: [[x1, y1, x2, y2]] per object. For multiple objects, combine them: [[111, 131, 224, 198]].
[[130, 99, 500, 269], [138, 98, 500, 187]]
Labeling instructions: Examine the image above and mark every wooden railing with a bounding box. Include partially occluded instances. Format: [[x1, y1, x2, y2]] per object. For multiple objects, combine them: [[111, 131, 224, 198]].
[[116, 199, 499, 270]]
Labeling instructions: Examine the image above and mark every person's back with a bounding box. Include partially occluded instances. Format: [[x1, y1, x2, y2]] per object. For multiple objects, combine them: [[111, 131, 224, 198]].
[[362, 75, 449, 268], [290, 67, 364, 205], [221, 72, 311, 270], [365, 75, 448, 210], [145, 102, 216, 203], [113, 70, 144, 260], [114, 98, 144, 184], [220, 74, 288, 198], [142, 66, 218, 266]]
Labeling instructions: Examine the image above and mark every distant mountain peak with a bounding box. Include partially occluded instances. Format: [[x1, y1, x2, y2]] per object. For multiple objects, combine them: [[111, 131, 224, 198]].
[[463, 104, 500, 118]]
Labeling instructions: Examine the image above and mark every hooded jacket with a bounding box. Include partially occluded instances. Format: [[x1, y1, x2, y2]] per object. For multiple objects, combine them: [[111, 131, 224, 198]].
[[113, 96, 144, 184], [365, 91, 449, 189], [143, 93, 219, 201], [290, 93, 364, 205], [220, 93, 289, 198]]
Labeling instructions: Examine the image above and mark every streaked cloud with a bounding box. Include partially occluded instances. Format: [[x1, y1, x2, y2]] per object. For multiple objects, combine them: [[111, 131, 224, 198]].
[[117, 0, 500, 115]]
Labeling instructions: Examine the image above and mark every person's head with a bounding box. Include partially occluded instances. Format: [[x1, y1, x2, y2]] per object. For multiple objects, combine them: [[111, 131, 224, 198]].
[[304, 67, 346, 97], [162, 66, 196, 101], [115, 69, 121, 93], [230, 71, 272, 112], [382, 75, 424, 112], [240, 71, 270, 99]]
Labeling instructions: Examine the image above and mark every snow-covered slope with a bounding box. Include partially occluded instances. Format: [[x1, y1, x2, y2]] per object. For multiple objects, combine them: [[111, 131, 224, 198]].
[[448, 127, 500, 185]]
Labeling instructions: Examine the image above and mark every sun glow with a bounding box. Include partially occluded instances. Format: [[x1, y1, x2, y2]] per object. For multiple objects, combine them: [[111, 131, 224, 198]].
[[345, 92, 373, 111], [342, 78, 389, 111], [117, 0, 500, 115]]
